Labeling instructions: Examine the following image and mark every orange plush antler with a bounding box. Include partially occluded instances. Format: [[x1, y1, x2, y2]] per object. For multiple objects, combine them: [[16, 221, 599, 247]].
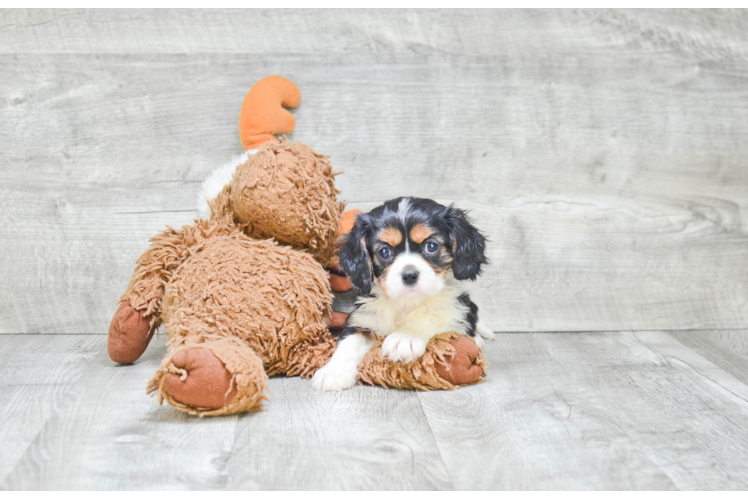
[[238, 76, 301, 150]]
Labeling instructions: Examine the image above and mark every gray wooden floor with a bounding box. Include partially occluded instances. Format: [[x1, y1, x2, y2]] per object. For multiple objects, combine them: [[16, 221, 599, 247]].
[[1, 330, 748, 490], [2, 9, 748, 490]]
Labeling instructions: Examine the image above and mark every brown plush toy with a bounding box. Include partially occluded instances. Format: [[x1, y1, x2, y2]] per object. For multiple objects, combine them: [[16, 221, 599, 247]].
[[108, 76, 486, 416]]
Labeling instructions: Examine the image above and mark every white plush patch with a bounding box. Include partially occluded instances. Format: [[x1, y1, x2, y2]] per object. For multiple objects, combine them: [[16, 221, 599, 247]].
[[311, 333, 374, 391], [196, 149, 257, 219], [384, 252, 445, 299], [381, 331, 427, 363]]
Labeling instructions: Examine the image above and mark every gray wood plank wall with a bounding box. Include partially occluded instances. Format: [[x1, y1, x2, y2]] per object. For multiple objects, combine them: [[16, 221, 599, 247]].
[[1, 9, 747, 333]]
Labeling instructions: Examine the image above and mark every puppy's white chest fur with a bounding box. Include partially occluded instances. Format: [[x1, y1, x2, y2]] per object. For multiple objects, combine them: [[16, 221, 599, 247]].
[[348, 275, 470, 341]]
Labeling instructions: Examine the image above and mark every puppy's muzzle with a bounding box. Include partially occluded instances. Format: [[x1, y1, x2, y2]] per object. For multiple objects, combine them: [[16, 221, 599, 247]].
[[401, 266, 419, 286]]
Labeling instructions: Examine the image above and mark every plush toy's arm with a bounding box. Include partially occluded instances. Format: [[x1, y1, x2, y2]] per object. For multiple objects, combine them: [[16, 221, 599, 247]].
[[120, 217, 240, 319], [109, 218, 240, 363], [358, 332, 487, 390]]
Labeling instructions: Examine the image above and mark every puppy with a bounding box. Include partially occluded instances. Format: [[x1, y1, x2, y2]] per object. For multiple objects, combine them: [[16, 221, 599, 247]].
[[312, 197, 494, 391]]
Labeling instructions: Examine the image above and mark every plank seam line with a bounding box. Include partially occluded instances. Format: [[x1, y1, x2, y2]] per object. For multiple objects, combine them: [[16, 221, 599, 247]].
[[669, 356, 748, 406], [0, 336, 107, 488], [414, 392, 457, 490]]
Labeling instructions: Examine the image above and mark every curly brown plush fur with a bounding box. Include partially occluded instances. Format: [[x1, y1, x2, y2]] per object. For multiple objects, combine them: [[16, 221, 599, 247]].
[[112, 139, 345, 416], [210, 140, 343, 266], [109, 140, 485, 417], [158, 233, 334, 374], [358, 332, 488, 390], [118, 219, 338, 416], [121, 217, 240, 330], [118, 217, 336, 415]]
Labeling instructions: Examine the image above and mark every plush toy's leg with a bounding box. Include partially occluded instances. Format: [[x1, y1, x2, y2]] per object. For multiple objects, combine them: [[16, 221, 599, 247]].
[[108, 302, 157, 364], [329, 311, 348, 333], [434, 335, 486, 386], [268, 328, 339, 379], [109, 218, 239, 364], [147, 335, 268, 416], [162, 348, 238, 410]]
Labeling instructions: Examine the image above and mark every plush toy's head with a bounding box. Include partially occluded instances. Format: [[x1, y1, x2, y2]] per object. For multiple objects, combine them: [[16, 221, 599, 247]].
[[226, 140, 342, 264], [203, 76, 344, 265]]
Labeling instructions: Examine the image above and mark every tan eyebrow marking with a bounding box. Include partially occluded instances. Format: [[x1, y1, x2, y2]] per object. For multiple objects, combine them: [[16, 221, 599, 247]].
[[409, 224, 434, 244], [377, 227, 402, 247]]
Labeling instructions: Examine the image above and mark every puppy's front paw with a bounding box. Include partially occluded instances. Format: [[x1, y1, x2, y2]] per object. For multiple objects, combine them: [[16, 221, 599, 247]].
[[472, 333, 485, 350], [311, 362, 358, 391], [476, 320, 496, 341], [381, 332, 427, 363]]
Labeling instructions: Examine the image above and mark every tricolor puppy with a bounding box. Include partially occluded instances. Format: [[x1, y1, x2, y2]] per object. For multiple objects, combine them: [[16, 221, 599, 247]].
[[312, 197, 494, 391]]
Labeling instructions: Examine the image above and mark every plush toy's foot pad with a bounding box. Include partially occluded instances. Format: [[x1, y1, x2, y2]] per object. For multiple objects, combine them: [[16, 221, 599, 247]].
[[434, 336, 484, 386], [163, 348, 238, 410], [148, 336, 269, 416], [108, 302, 155, 364], [329, 273, 353, 293], [330, 311, 348, 332], [327, 257, 353, 293], [357, 332, 488, 390]]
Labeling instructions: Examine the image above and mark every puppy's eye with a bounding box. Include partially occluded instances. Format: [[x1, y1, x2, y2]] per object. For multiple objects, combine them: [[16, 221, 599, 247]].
[[378, 247, 392, 259], [424, 241, 439, 254]]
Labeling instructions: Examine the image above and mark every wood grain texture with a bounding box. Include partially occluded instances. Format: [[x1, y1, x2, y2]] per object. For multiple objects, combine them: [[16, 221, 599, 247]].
[[2, 9, 747, 57], [0, 334, 449, 490], [1, 9, 747, 333], [1, 337, 241, 490], [3, 331, 748, 490], [669, 329, 748, 386], [225, 379, 451, 490], [417, 331, 748, 490], [0, 335, 104, 484]]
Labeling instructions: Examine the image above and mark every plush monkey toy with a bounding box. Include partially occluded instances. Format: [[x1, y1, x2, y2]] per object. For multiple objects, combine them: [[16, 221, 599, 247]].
[[107, 76, 486, 416]]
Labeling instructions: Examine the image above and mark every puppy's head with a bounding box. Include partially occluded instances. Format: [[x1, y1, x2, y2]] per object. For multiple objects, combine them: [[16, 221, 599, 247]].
[[338, 197, 487, 298]]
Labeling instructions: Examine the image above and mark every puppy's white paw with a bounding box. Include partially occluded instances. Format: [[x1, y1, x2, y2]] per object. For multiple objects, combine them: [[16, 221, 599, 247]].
[[472, 333, 485, 350], [381, 332, 427, 363], [311, 363, 358, 391], [476, 320, 496, 341]]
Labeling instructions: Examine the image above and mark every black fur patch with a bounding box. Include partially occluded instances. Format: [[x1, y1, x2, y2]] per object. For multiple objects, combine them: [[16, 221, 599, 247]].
[[458, 293, 479, 337], [336, 300, 372, 341], [441, 204, 488, 281], [338, 213, 374, 293]]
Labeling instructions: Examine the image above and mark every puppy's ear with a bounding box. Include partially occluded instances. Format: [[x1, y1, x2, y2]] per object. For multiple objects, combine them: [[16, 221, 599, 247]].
[[443, 205, 487, 281], [338, 213, 374, 293]]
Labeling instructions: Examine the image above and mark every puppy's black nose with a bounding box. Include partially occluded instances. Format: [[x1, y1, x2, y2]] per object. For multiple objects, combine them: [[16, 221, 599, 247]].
[[402, 267, 419, 286]]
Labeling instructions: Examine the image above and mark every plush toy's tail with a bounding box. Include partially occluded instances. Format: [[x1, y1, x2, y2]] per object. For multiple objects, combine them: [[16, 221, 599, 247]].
[[238, 75, 301, 150]]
